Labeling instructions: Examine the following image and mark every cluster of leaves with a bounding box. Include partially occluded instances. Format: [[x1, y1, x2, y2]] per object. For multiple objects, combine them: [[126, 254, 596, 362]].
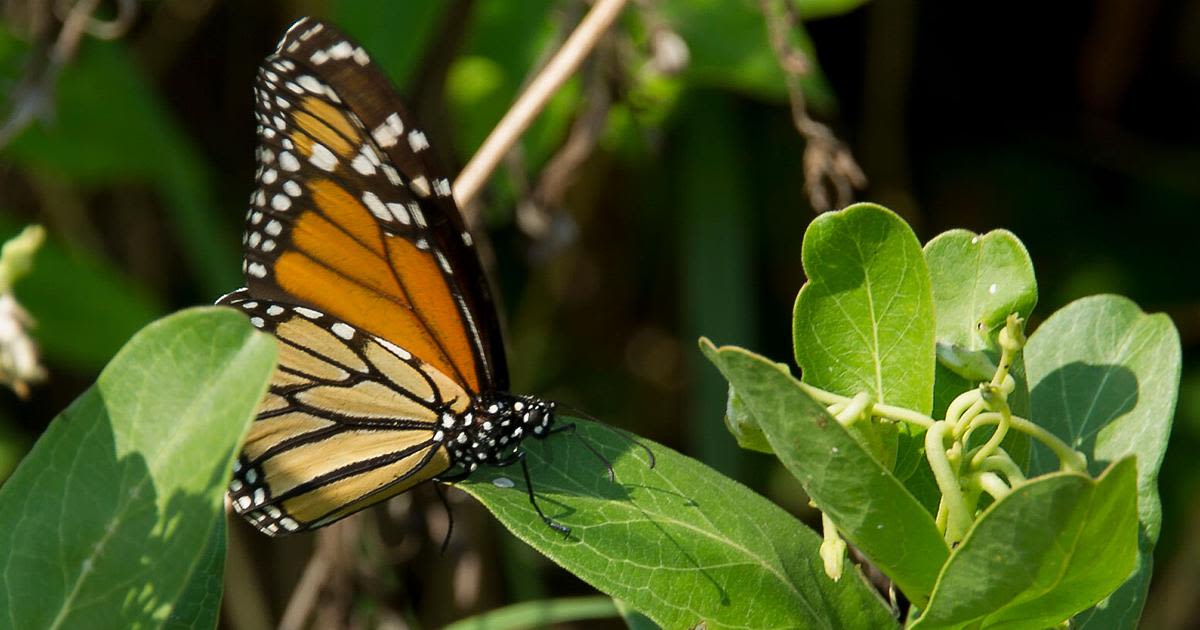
[[702, 204, 1177, 628], [0, 204, 1176, 629]]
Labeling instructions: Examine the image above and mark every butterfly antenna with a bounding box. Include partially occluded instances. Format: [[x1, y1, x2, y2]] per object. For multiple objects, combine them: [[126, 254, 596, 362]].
[[520, 453, 570, 538], [557, 404, 656, 470], [433, 483, 454, 554]]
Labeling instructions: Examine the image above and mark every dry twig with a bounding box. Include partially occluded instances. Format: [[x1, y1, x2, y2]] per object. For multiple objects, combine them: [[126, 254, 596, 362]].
[[0, 0, 137, 148], [454, 0, 629, 207], [760, 0, 866, 212]]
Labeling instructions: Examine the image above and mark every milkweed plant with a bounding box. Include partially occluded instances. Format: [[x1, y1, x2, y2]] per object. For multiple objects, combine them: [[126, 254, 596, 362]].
[[0, 203, 1176, 629]]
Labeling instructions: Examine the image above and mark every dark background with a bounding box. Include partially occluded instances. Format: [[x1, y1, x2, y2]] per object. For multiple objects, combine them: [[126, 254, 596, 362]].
[[0, 0, 1197, 627]]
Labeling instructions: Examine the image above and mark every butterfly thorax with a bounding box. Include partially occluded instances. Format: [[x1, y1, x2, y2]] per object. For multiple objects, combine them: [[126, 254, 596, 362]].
[[440, 393, 555, 472]]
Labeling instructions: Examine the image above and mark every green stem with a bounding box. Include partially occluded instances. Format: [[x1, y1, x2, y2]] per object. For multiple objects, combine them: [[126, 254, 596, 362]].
[[944, 389, 980, 430], [951, 398, 985, 439], [971, 471, 1011, 501], [834, 392, 872, 426], [1009, 416, 1087, 472], [925, 422, 970, 545], [798, 382, 934, 429], [969, 398, 1010, 469], [979, 453, 1026, 484]]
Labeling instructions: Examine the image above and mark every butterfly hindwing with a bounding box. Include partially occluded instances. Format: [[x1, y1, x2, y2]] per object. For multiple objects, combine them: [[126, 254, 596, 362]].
[[219, 289, 467, 535], [241, 17, 506, 394]]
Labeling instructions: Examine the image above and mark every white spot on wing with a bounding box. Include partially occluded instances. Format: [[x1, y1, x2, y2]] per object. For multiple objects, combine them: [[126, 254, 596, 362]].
[[407, 130, 429, 152], [386, 203, 411, 225], [331, 322, 355, 340], [371, 113, 404, 148], [433, 178, 452, 198], [410, 176, 431, 197], [351, 153, 376, 175], [280, 151, 301, 172], [375, 337, 412, 359], [309, 143, 338, 171], [297, 75, 323, 94], [329, 41, 354, 59], [362, 191, 390, 221]]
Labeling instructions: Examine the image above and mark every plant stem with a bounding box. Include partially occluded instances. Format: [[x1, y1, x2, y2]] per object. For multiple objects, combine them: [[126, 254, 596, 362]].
[[925, 422, 971, 545], [798, 382, 934, 429], [1009, 416, 1087, 472], [834, 392, 871, 426], [969, 396, 1010, 468], [454, 0, 628, 207], [972, 471, 1011, 501], [979, 453, 1026, 484]]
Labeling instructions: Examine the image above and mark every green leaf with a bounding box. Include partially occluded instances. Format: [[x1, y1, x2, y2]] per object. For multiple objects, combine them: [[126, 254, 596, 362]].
[[443, 596, 618, 630], [911, 458, 1139, 630], [0, 218, 162, 371], [924, 229, 1037, 418], [702, 340, 948, 605], [459, 420, 896, 630], [1025, 295, 1180, 627], [924, 230, 1037, 351], [793, 202, 935, 467], [164, 518, 226, 630], [0, 308, 277, 628]]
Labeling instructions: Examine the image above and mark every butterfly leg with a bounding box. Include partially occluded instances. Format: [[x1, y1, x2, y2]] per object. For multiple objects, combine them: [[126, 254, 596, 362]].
[[547, 422, 616, 483], [432, 483, 455, 553], [519, 453, 570, 537]]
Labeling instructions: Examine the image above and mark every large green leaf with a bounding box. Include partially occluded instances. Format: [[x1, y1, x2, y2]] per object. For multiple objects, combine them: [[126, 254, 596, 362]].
[[0, 308, 276, 628], [924, 229, 1037, 353], [459, 419, 896, 630], [793, 203, 935, 467], [1025, 295, 1180, 628], [702, 341, 948, 605], [911, 458, 1139, 629]]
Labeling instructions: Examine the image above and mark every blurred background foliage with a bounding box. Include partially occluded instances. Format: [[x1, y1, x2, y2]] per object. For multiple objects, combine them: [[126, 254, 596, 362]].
[[0, 0, 1197, 627]]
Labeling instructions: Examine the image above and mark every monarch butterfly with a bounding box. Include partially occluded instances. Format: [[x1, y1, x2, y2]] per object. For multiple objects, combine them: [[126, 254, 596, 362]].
[[217, 17, 568, 537]]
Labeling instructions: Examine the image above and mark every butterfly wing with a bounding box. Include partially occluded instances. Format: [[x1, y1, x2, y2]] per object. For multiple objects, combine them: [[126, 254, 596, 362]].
[[241, 17, 506, 394], [221, 289, 471, 535], [221, 18, 512, 534]]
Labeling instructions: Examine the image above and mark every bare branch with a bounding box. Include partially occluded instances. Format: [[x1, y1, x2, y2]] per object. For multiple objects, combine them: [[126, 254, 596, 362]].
[[0, 0, 139, 149], [454, 0, 629, 207], [760, 0, 866, 212]]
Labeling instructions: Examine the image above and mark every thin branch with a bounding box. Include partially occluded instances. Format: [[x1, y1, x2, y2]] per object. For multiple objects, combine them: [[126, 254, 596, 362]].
[[277, 543, 332, 630], [760, 0, 866, 212], [454, 0, 629, 207], [0, 0, 138, 149]]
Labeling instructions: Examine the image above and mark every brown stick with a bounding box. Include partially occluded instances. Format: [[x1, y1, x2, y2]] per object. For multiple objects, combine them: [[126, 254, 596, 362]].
[[454, 0, 629, 207]]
